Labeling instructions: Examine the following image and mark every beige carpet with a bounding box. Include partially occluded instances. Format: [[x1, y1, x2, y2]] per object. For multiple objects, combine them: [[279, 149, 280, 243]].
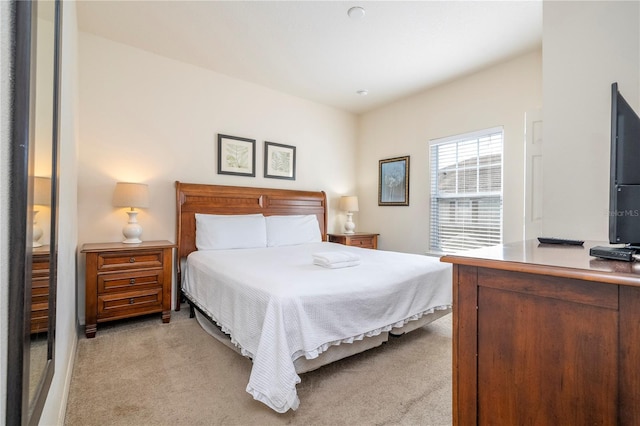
[[64, 306, 452, 426]]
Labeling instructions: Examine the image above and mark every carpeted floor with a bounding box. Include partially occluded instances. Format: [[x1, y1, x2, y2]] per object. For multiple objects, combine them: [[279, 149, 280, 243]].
[[64, 306, 452, 426]]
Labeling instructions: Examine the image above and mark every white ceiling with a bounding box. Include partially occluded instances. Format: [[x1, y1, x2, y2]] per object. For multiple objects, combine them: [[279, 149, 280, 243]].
[[76, 1, 542, 114]]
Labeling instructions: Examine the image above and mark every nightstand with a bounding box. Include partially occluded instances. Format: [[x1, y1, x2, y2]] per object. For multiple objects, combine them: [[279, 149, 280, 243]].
[[31, 246, 50, 334], [82, 240, 175, 338], [327, 233, 379, 249]]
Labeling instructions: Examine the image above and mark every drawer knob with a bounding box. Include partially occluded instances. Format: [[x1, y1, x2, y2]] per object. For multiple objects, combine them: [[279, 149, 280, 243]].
[[129, 257, 135, 263], [129, 298, 135, 304], [129, 278, 135, 285]]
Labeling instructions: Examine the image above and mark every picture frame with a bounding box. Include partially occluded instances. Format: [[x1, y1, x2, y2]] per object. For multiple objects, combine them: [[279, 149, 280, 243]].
[[217, 134, 256, 177], [264, 141, 296, 180], [378, 156, 410, 206]]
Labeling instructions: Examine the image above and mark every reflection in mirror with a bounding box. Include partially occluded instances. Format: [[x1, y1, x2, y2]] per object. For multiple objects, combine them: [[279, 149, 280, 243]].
[[28, 0, 55, 413], [28, 245, 50, 405]]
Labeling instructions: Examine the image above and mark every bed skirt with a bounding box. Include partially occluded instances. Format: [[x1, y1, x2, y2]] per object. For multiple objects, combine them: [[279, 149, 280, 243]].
[[194, 306, 452, 374]]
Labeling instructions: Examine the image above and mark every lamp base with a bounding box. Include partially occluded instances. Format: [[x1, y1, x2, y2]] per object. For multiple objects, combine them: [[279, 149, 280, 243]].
[[122, 210, 143, 244], [122, 236, 143, 244], [33, 210, 43, 247], [344, 212, 356, 234]]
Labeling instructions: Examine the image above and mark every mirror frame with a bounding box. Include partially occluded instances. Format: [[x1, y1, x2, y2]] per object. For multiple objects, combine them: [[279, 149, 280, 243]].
[[6, 0, 62, 424]]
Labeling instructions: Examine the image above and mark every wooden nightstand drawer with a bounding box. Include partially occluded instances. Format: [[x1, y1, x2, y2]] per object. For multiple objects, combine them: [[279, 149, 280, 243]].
[[32, 281, 49, 304], [31, 302, 49, 334], [98, 270, 163, 293], [32, 259, 49, 276], [97, 250, 164, 271], [97, 288, 163, 320], [328, 233, 379, 250], [347, 236, 375, 248]]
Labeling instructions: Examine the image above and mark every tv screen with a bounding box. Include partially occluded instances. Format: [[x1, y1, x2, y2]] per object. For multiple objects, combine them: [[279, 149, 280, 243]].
[[609, 82, 640, 246]]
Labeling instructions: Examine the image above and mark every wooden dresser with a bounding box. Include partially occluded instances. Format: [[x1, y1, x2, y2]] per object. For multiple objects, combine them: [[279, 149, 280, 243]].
[[327, 232, 379, 249], [82, 240, 175, 338], [31, 246, 50, 334], [442, 240, 640, 425]]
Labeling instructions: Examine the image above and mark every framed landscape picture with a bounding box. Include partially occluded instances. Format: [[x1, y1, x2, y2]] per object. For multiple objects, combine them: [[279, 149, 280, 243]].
[[379, 156, 410, 206], [264, 141, 296, 180], [217, 134, 256, 177]]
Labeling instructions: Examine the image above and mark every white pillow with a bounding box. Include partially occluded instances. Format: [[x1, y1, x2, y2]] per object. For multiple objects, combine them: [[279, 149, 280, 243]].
[[265, 215, 322, 247], [195, 213, 267, 250]]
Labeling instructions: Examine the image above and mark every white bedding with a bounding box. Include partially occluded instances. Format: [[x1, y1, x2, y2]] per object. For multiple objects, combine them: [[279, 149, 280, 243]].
[[182, 242, 452, 413]]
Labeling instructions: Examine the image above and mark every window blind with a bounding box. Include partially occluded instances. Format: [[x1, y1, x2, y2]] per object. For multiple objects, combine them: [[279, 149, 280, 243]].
[[429, 128, 503, 253]]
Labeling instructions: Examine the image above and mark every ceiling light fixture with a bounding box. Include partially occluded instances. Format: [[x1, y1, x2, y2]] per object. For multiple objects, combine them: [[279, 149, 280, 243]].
[[357, 90, 368, 96], [347, 6, 366, 20]]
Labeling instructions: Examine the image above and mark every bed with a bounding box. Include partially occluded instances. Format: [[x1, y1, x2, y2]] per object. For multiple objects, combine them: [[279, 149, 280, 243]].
[[175, 182, 452, 413]]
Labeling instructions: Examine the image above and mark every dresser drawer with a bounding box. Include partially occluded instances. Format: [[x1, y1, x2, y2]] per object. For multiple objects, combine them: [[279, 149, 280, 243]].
[[98, 270, 163, 293], [96, 250, 164, 271], [97, 288, 163, 320]]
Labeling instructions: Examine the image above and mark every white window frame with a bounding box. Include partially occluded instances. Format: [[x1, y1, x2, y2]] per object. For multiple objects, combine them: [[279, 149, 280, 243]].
[[429, 127, 504, 254]]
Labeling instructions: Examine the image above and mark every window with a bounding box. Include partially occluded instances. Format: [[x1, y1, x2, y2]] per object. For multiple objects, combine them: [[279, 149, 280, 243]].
[[429, 127, 503, 253]]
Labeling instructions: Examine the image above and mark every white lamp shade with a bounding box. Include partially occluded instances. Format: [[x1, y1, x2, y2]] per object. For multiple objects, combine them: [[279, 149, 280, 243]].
[[339, 196, 359, 212], [33, 176, 51, 206], [112, 182, 150, 209]]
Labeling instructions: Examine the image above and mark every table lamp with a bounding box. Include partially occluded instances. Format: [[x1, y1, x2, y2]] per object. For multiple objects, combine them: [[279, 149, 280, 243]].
[[112, 182, 149, 244], [33, 176, 51, 247], [339, 195, 359, 234]]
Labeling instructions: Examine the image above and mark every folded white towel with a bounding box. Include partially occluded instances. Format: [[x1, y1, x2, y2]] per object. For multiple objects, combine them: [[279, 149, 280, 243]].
[[312, 251, 360, 265], [313, 259, 361, 269], [312, 251, 361, 269]]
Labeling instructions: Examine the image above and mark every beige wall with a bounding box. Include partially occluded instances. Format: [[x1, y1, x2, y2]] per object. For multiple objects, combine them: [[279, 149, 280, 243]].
[[542, 1, 640, 241], [357, 50, 543, 254], [77, 32, 358, 320]]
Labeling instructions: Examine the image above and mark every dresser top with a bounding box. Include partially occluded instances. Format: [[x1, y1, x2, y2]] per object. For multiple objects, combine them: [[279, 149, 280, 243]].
[[441, 239, 640, 287], [33, 245, 50, 255], [81, 240, 176, 253]]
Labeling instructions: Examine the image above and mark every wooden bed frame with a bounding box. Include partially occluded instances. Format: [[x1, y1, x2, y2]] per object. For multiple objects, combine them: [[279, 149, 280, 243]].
[[175, 181, 327, 310]]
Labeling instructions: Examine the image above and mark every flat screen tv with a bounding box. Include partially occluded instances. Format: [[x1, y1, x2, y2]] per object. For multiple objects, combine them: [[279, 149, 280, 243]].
[[609, 82, 640, 247]]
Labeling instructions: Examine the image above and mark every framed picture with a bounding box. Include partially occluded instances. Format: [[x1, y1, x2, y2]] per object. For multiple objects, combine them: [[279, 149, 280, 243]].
[[217, 134, 256, 177], [379, 156, 410, 206], [264, 141, 296, 180]]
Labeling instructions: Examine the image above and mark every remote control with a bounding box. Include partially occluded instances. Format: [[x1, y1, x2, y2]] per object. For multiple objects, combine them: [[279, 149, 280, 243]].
[[537, 237, 584, 246]]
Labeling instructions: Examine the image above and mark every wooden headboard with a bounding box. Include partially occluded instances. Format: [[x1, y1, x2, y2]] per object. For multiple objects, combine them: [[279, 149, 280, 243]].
[[175, 180, 327, 271]]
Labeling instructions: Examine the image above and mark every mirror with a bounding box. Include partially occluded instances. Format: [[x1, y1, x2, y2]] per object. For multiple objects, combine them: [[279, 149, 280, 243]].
[[7, 1, 61, 425], [29, 0, 55, 414]]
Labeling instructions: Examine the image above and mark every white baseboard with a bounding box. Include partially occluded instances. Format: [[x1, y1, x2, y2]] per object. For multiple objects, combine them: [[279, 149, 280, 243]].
[[54, 327, 78, 425]]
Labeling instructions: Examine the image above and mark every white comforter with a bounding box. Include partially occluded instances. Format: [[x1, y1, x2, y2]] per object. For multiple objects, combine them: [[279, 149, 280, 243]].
[[182, 242, 452, 413]]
